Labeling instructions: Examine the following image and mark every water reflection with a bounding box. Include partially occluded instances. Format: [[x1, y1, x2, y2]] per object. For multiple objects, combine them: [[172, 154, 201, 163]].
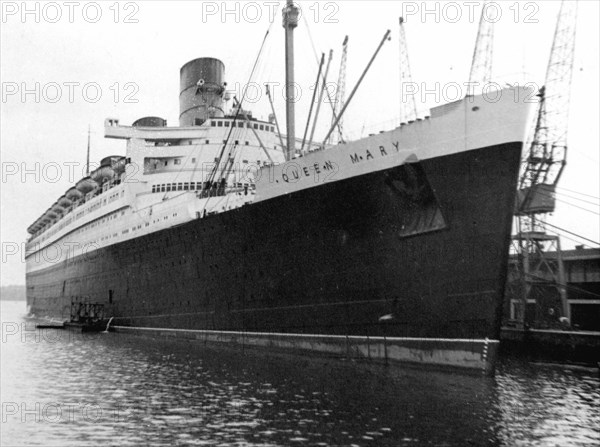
[[1, 301, 598, 446]]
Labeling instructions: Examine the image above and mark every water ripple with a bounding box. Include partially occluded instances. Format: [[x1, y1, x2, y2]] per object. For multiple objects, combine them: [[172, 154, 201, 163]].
[[1, 301, 598, 446]]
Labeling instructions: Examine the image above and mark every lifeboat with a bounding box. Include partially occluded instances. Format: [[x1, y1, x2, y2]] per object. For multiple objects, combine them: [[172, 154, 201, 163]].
[[51, 202, 65, 215], [46, 208, 58, 219], [58, 195, 71, 208], [66, 187, 83, 201], [90, 165, 114, 184], [101, 155, 122, 167], [76, 176, 97, 194], [112, 156, 127, 177]]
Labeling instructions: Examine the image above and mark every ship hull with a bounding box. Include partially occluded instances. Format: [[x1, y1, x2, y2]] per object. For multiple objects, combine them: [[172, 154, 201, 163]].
[[26, 142, 522, 373]]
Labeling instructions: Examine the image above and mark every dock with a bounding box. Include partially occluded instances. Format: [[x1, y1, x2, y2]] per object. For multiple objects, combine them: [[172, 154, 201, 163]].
[[501, 327, 600, 364]]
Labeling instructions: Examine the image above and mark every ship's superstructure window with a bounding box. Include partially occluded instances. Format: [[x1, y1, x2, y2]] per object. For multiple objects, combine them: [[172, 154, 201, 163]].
[[207, 118, 273, 131], [152, 182, 205, 193], [205, 140, 210, 144], [174, 159, 181, 165]]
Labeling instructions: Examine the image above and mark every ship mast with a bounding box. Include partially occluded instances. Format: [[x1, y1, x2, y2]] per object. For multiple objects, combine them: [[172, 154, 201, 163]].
[[283, 0, 299, 161]]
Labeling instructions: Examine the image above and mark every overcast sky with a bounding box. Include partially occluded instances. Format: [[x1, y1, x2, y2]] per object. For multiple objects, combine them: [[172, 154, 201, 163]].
[[1, 1, 598, 285]]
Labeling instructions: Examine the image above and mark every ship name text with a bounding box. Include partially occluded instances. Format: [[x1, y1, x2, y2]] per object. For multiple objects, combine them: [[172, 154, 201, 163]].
[[349, 141, 401, 165]]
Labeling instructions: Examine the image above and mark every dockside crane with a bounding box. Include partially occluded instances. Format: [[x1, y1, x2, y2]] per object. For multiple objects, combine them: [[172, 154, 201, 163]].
[[328, 36, 348, 145], [508, 0, 578, 329], [398, 17, 417, 124], [467, 1, 494, 96]]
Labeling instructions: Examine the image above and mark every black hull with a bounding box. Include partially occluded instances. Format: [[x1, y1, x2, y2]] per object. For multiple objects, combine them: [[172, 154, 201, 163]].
[[27, 143, 521, 342]]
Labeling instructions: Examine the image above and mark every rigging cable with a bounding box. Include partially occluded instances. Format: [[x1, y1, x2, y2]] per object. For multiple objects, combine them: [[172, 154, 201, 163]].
[[556, 186, 600, 200], [540, 220, 600, 246], [524, 272, 600, 299], [541, 226, 596, 248], [525, 187, 600, 216], [208, 19, 275, 187]]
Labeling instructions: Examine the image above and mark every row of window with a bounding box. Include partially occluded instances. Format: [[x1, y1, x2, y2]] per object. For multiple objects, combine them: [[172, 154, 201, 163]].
[[78, 211, 179, 247], [154, 156, 268, 170], [211, 120, 275, 132], [76, 209, 126, 235], [32, 184, 124, 243], [151, 182, 255, 193]]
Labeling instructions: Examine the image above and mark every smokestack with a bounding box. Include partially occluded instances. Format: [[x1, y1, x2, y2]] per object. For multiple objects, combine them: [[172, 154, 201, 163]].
[[179, 57, 226, 126]]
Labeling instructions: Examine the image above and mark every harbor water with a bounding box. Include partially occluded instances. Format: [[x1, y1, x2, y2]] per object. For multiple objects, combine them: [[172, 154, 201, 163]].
[[1, 300, 598, 446]]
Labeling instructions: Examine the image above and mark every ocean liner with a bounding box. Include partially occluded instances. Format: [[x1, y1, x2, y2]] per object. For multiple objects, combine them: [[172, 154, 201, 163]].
[[26, 5, 534, 374]]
